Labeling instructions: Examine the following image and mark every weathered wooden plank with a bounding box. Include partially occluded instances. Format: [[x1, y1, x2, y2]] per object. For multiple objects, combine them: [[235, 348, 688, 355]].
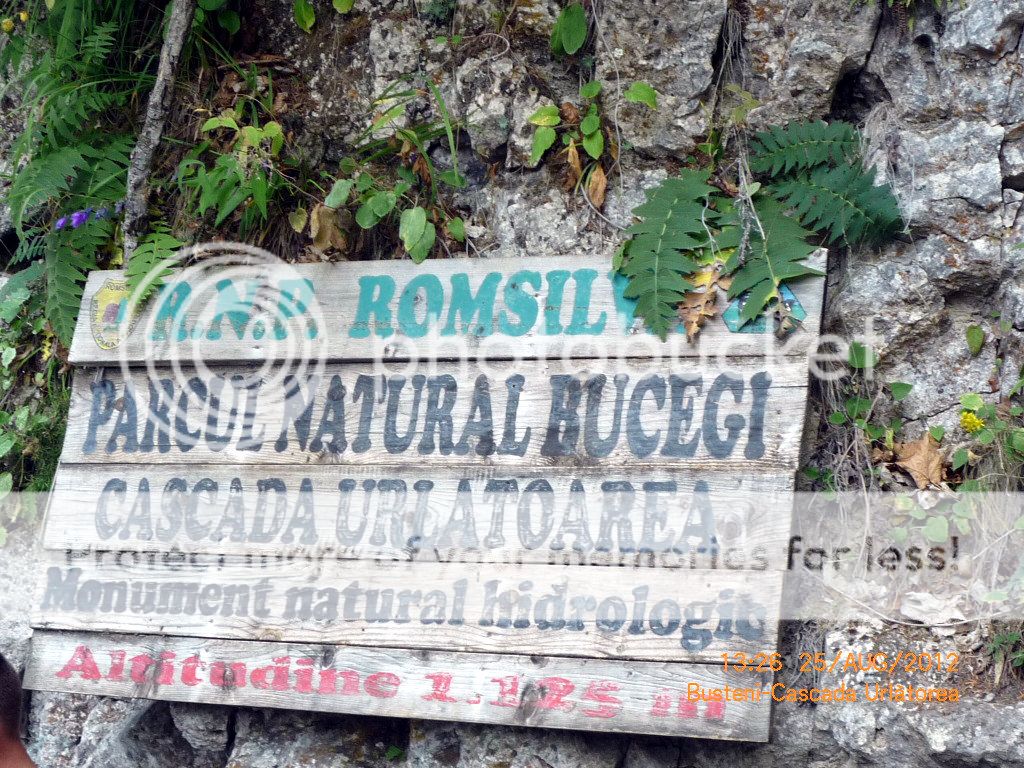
[[24, 630, 772, 740], [59, 359, 810, 468], [42, 464, 795, 568], [69, 256, 825, 365], [34, 554, 782, 662]]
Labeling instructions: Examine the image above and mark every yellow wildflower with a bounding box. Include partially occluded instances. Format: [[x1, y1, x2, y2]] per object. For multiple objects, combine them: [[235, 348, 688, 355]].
[[960, 410, 985, 434], [19, 10, 28, 22], [1, 18, 14, 33]]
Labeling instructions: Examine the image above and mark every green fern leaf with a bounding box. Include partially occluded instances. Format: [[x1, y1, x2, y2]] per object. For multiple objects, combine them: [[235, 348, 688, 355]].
[[45, 219, 111, 344], [750, 120, 860, 175], [725, 196, 823, 326], [8, 146, 88, 232], [127, 226, 185, 303], [768, 164, 904, 244], [618, 170, 720, 339]]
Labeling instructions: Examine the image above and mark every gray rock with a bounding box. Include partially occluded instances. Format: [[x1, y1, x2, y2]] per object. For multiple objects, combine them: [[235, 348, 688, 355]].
[[0, 509, 40, 673], [168, 703, 232, 753], [407, 720, 626, 767], [744, 0, 881, 128], [595, 0, 727, 155], [507, 90, 555, 169], [225, 709, 401, 767], [892, 120, 1004, 229]]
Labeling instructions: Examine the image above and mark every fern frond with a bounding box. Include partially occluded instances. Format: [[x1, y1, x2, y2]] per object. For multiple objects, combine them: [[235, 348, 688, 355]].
[[45, 219, 111, 344], [619, 170, 720, 339], [768, 164, 904, 244], [750, 120, 860, 175], [8, 146, 88, 232], [127, 226, 186, 303], [725, 196, 823, 326]]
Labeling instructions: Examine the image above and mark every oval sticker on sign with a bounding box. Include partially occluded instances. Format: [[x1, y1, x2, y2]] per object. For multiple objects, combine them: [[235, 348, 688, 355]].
[[90, 277, 138, 350]]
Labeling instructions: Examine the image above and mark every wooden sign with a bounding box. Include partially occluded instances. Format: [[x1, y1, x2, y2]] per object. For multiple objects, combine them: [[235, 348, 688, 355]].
[[26, 254, 825, 741]]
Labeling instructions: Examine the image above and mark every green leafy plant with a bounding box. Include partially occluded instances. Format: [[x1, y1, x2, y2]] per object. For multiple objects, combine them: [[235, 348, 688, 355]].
[[616, 119, 903, 339], [0, 0, 165, 344], [176, 109, 287, 238], [953, 392, 1024, 483], [311, 75, 468, 262], [752, 121, 904, 245], [195, 0, 240, 35], [293, 0, 315, 32], [0, 262, 72, 546], [988, 631, 1024, 688], [550, 2, 588, 56]]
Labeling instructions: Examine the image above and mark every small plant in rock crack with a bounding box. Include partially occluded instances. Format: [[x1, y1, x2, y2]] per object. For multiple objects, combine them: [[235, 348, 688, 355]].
[[988, 631, 1024, 688], [951, 390, 1024, 488], [528, 79, 657, 206], [304, 75, 468, 262], [176, 109, 287, 238]]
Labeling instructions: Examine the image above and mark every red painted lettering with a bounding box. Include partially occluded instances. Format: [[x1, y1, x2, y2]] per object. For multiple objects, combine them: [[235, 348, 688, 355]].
[[423, 672, 458, 703], [581, 681, 621, 718], [55, 645, 102, 681], [365, 672, 400, 698]]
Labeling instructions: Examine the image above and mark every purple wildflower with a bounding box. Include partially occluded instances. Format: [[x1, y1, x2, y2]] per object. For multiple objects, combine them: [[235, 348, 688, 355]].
[[94, 207, 109, 220], [70, 209, 91, 228], [54, 216, 68, 230]]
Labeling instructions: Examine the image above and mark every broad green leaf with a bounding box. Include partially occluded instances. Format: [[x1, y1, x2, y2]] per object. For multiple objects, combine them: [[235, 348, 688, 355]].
[[333, 0, 355, 11], [580, 113, 600, 135], [828, 412, 847, 425], [288, 206, 308, 233], [447, 216, 466, 242], [399, 206, 427, 252], [294, 0, 316, 32], [201, 115, 239, 132], [889, 382, 912, 402], [582, 129, 604, 159], [922, 515, 948, 543], [530, 126, 557, 165], [848, 342, 877, 370], [844, 397, 872, 419], [624, 81, 658, 110], [929, 426, 945, 442], [952, 447, 969, 471], [966, 324, 985, 356], [217, 9, 240, 34], [528, 105, 561, 127], [959, 393, 984, 411], [1, 348, 15, 369], [556, 3, 588, 55], [355, 202, 380, 229], [370, 191, 397, 217], [408, 222, 436, 263], [0, 434, 15, 460], [437, 169, 467, 188], [580, 80, 602, 99], [324, 178, 354, 209]]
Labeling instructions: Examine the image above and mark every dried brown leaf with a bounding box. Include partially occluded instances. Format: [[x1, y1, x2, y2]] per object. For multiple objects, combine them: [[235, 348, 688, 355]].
[[894, 434, 944, 489], [560, 101, 581, 125], [587, 164, 607, 208], [309, 204, 348, 253], [566, 141, 583, 184]]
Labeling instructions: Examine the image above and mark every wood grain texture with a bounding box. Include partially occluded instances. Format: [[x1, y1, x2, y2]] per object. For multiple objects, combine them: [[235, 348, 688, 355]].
[[42, 464, 795, 568], [24, 630, 772, 740], [34, 553, 782, 662], [59, 359, 810, 469], [69, 256, 826, 365]]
